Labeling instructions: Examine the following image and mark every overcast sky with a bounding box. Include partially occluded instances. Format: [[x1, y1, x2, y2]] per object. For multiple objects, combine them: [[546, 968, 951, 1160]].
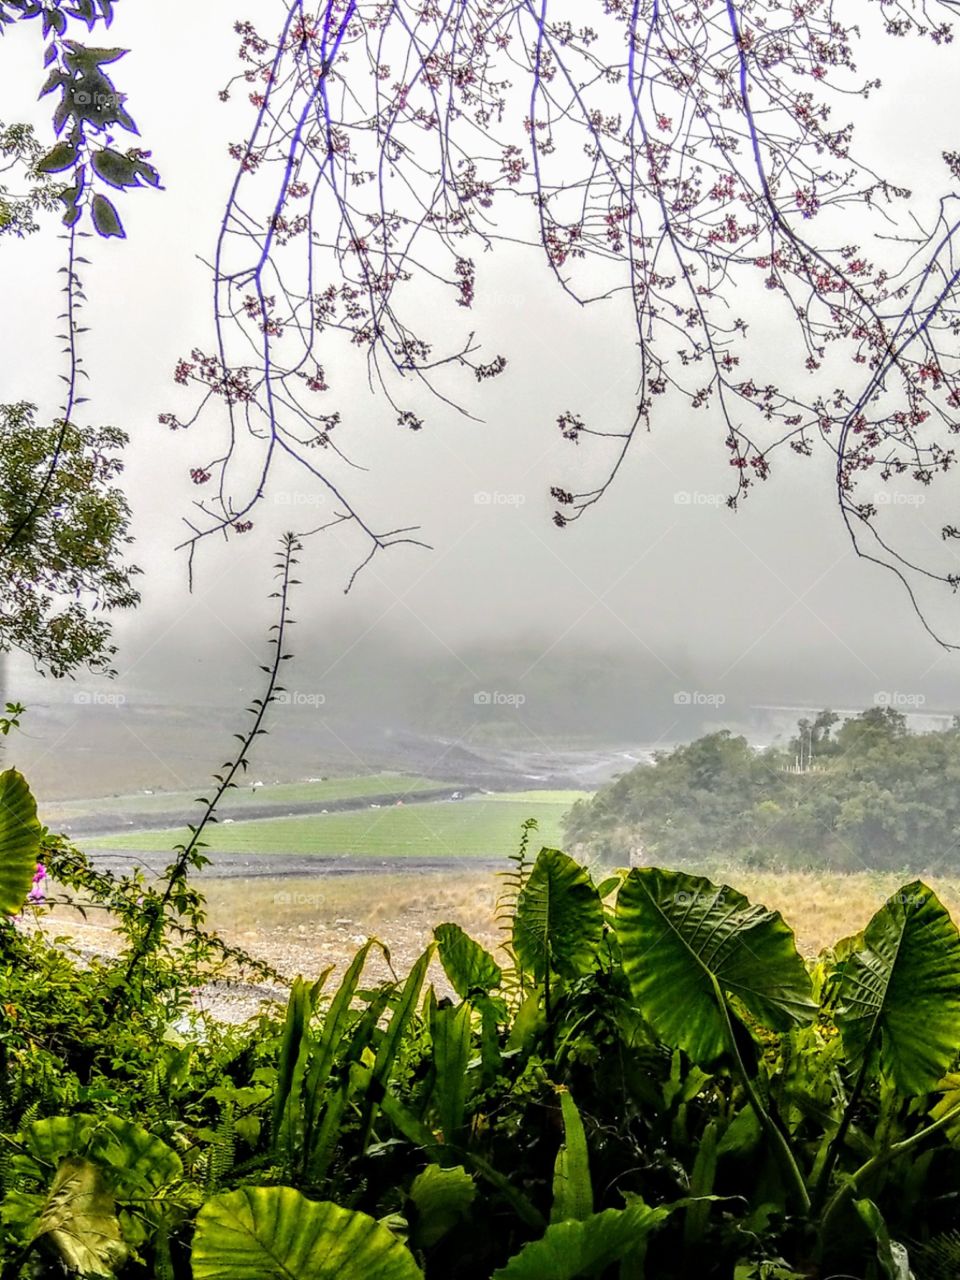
[[5, 3, 960, 720]]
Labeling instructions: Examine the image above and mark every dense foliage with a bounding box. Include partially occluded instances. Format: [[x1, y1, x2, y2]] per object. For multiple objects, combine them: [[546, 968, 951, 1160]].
[[564, 708, 960, 872], [0, 404, 139, 676], [5, 809, 960, 1278]]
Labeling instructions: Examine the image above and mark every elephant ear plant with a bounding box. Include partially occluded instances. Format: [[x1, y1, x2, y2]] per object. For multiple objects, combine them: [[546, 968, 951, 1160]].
[[0, 768, 42, 917], [615, 867, 817, 1212], [8, 819, 960, 1276], [612, 866, 960, 1272]]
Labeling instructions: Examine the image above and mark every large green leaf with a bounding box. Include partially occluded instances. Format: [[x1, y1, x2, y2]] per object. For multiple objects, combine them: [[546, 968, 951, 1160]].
[[835, 881, 960, 1094], [434, 922, 502, 997], [34, 1156, 126, 1277], [513, 848, 604, 980], [19, 1114, 182, 1195], [91, 1117, 183, 1197], [191, 1187, 423, 1280], [90, 146, 141, 188], [492, 1200, 670, 1280], [615, 868, 815, 1063], [0, 768, 42, 915]]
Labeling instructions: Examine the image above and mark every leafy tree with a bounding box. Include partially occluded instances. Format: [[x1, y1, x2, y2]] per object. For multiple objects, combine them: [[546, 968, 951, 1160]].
[[0, 0, 154, 681], [0, 121, 61, 237], [567, 711, 960, 872], [0, 403, 139, 676]]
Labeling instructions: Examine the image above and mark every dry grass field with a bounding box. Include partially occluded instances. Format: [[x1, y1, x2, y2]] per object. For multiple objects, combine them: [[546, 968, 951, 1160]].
[[43, 865, 960, 1018]]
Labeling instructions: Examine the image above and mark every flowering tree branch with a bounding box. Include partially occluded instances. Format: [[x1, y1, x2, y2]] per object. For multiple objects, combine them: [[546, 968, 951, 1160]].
[[154, 0, 960, 635]]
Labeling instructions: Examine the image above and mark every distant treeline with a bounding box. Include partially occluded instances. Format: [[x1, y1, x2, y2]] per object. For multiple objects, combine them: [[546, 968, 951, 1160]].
[[563, 707, 960, 871]]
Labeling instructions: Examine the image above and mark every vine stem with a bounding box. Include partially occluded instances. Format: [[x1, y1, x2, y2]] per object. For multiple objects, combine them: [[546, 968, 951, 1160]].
[[1, 220, 81, 555], [113, 532, 301, 1002]]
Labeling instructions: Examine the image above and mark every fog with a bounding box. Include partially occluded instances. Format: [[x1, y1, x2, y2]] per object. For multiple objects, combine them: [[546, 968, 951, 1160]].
[[5, 3, 960, 799]]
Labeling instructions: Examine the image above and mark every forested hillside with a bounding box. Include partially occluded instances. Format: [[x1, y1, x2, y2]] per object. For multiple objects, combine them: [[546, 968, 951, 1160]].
[[564, 708, 960, 871]]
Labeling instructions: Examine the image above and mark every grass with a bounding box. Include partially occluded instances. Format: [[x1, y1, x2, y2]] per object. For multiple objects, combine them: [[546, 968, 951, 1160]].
[[202, 865, 960, 958], [42, 865, 960, 1015], [84, 791, 590, 858], [48, 773, 450, 823]]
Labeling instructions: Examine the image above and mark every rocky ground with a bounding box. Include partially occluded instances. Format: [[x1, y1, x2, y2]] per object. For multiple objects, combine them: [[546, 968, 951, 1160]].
[[41, 867, 505, 1023]]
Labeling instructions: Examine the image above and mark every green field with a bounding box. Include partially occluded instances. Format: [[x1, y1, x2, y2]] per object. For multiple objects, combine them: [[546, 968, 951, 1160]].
[[85, 791, 589, 858], [48, 773, 448, 824]]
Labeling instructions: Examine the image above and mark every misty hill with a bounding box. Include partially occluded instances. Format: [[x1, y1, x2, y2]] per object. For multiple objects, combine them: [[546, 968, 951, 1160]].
[[564, 707, 960, 872]]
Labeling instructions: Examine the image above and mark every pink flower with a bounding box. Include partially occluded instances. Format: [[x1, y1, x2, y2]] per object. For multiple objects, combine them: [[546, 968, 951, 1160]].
[[28, 863, 46, 904]]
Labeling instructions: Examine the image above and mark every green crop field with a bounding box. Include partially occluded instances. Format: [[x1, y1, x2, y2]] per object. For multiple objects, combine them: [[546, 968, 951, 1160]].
[[48, 773, 448, 824], [85, 791, 590, 858]]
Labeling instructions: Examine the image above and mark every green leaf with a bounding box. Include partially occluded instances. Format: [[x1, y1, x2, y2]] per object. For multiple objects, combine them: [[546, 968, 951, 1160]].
[[513, 848, 604, 981], [90, 147, 140, 188], [615, 868, 815, 1064], [492, 1201, 671, 1280], [836, 881, 960, 1094], [64, 43, 127, 68], [716, 1106, 762, 1158], [34, 1157, 126, 1278], [409, 1165, 476, 1250], [191, 1187, 423, 1280], [19, 1114, 182, 1198], [39, 68, 69, 98], [0, 769, 42, 915], [91, 192, 125, 239], [87, 1117, 183, 1196], [19, 1115, 94, 1169], [684, 1118, 719, 1250], [434, 922, 502, 997], [273, 976, 311, 1153], [733, 1264, 806, 1280], [132, 157, 161, 187], [854, 1198, 912, 1280], [430, 998, 472, 1142], [551, 1089, 592, 1223], [298, 944, 376, 1169], [361, 946, 434, 1145]]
